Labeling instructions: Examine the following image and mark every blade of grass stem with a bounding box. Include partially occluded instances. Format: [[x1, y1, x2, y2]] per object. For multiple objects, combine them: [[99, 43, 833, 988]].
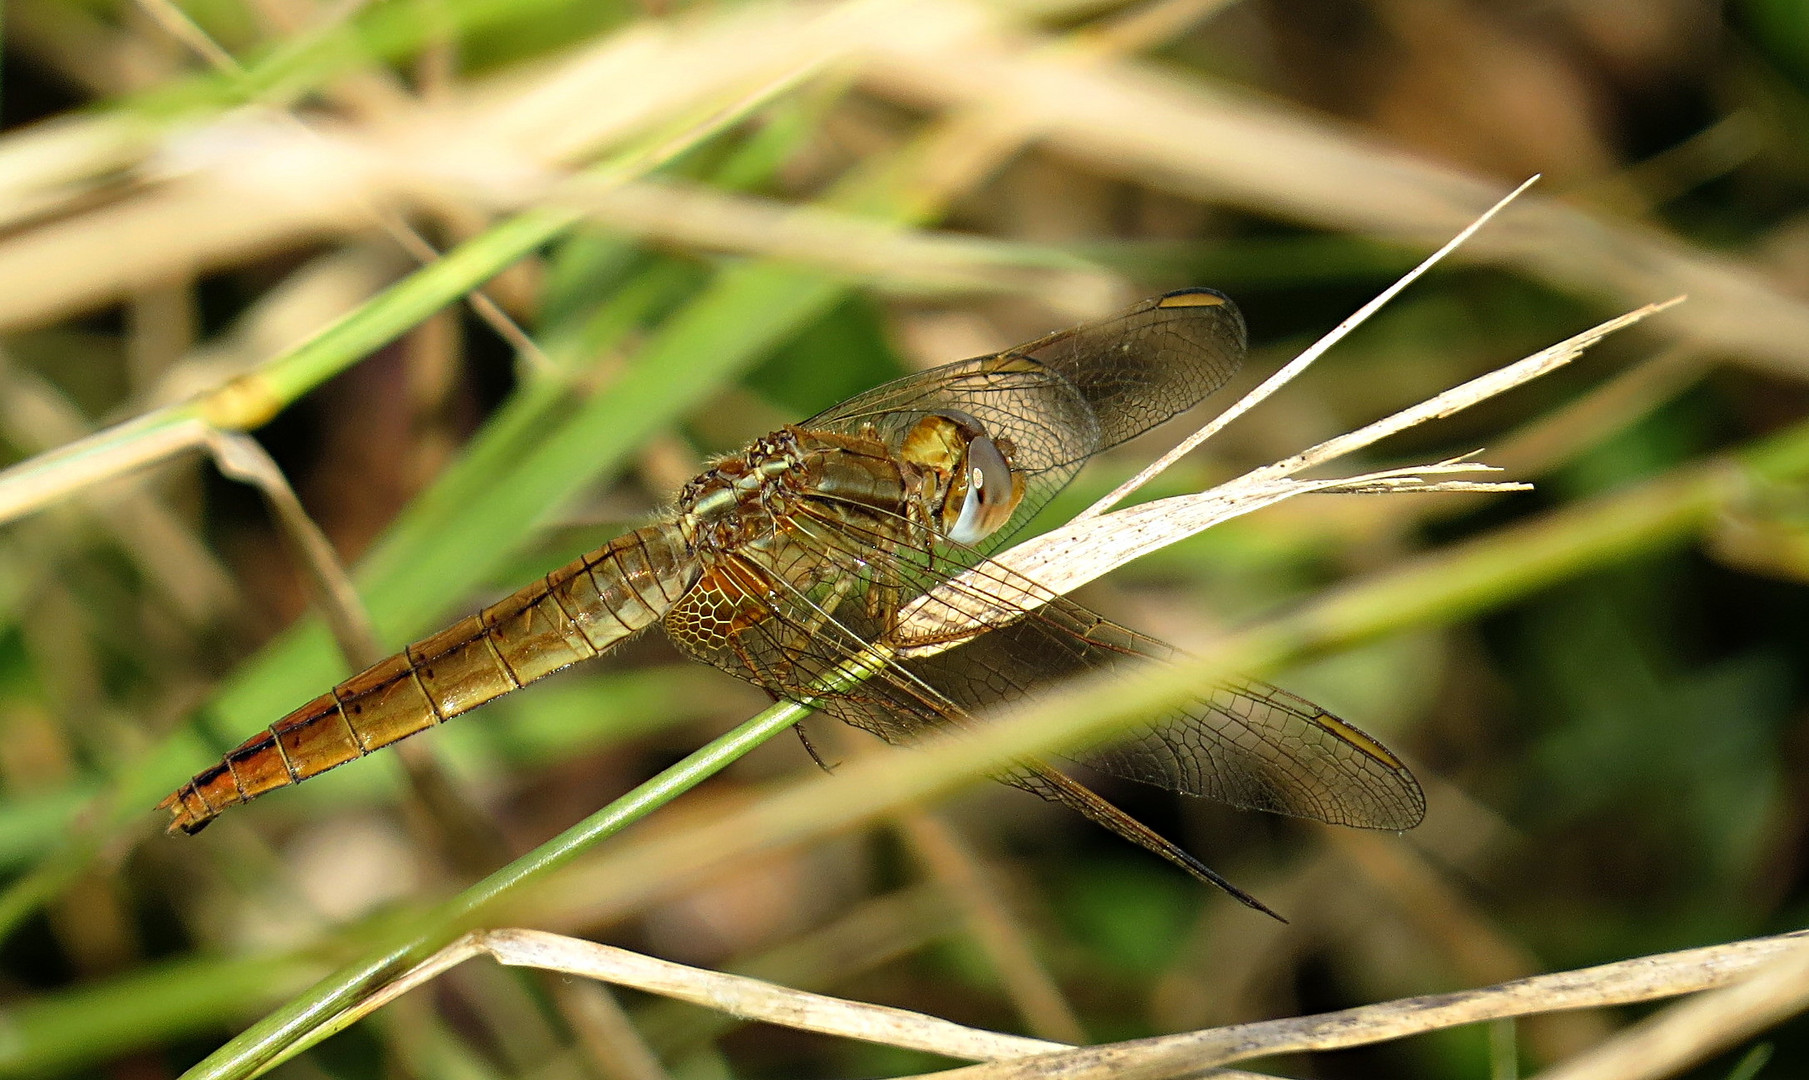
[[126, 0, 624, 119], [1081, 174, 1540, 518], [917, 933, 1809, 1080], [180, 696, 812, 1080], [489, 929, 1065, 1059], [1527, 941, 1809, 1080], [636, 885, 958, 1056]]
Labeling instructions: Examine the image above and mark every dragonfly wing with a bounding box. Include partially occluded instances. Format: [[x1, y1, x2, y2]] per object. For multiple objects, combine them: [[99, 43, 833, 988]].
[[659, 545, 1288, 911], [802, 352, 1097, 560], [801, 504, 1423, 830], [661, 521, 955, 750], [1012, 760, 1284, 918], [667, 501, 1423, 833], [659, 506, 1414, 916], [899, 581, 1425, 831], [1007, 287, 1246, 451], [801, 289, 1247, 554], [806, 289, 1244, 453]]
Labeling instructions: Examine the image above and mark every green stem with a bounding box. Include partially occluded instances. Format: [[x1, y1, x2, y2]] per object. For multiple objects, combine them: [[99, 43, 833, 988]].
[[203, 209, 578, 430], [130, 0, 624, 119], [180, 698, 810, 1080]]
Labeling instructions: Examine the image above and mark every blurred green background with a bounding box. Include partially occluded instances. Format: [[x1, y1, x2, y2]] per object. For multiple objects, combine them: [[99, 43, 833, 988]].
[[0, 0, 1807, 1077]]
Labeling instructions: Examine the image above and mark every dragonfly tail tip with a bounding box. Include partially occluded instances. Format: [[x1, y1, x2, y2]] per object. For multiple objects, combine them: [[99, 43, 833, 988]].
[[156, 790, 214, 836]]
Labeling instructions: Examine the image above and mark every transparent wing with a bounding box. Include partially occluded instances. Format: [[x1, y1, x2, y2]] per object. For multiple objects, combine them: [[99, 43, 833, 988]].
[[661, 288, 1410, 901], [662, 496, 1424, 834], [656, 530, 1302, 904], [802, 289, 1247, 554], [898, 581, 1426, 831], [1003, 287, 1247, 451]]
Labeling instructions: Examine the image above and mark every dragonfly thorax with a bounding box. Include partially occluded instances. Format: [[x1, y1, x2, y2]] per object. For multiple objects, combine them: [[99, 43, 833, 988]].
[[675, 421, 999, 563], [675, 430, 811, 547]]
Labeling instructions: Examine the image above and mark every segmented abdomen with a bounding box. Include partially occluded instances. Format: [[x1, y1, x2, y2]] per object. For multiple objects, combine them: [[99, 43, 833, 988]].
[[159, 524, 694, 834]]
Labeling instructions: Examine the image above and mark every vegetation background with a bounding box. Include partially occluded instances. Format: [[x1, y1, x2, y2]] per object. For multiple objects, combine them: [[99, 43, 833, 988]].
[[0, 0, 1806, 1077]]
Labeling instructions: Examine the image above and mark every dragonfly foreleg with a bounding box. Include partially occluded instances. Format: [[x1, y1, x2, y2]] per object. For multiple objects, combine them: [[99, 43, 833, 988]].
[[792, 723, 838, 773]]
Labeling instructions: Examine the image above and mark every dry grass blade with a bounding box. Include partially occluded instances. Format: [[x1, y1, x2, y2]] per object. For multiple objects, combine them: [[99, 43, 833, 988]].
[[329, 929, 1066, 1063], [907, 931, 1809, 1080], [131, 0, 241, 73], [541, 177, 1124, 316], [898, 811, 1087, 1044], [0, 351, 236, 622], [899, 298, 1680, 640], [0, 409, 379, 663], [0, 114, 160, 233], [0, 413, 217, 525], [303, 927, 1288, 1080], [199, 429, 382, 667], [553, 980, 671, 1080], [1082, 174, 1542, 519], [0, 0, 939, 329], [1235, 299, 1683, 483], [1485, 344, 1708, 480], [859, 0, 1809, 376], [0, 11, 869, 522], [1529, 941, 1809, 1080]]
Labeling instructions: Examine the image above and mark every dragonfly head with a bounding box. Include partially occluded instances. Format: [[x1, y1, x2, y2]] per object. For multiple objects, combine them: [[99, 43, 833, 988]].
[[901, 411, 1024, 546]]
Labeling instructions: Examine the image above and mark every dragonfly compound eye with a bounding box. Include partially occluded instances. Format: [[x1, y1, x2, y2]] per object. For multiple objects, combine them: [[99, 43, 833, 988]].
[[946, 433, 1016, 544], [900, 411, 1022, 545]]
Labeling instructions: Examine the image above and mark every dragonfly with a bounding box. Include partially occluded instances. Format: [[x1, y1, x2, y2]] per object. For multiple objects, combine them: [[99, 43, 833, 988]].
[[160, 288, 1424, 916]]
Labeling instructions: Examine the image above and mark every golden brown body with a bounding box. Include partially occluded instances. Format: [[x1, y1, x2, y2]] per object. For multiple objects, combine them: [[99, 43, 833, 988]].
[[160, 428, 920, 834]]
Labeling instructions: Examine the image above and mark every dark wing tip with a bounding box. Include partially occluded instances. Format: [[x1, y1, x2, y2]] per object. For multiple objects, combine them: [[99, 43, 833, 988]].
[[1310, 710, 1428, 830], [1167, 844, 1289, 922], [1155, 287, 1234, 308]]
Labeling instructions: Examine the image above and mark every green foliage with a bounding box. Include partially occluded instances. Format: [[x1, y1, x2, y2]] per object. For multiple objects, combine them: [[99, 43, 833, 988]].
[[745, 292, 905, 418], [1054, 859, 1196, 980]]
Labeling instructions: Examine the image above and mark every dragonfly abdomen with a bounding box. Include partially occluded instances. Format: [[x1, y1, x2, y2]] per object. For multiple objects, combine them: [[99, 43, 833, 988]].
[[159, 524, 694, 834]]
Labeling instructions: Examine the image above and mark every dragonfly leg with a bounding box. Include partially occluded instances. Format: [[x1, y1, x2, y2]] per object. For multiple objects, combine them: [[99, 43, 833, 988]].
[[705, 560, 850, 774], [793, 723, 838, 773], [716, 623, 838, 774]]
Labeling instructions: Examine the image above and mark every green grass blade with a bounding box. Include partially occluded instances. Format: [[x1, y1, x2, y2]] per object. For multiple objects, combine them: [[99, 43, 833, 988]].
[[180, 697, 811, 1080]]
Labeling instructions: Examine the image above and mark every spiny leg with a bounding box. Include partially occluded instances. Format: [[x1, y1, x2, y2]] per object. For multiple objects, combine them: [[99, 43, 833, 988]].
[[793, 722, 837, 773]]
